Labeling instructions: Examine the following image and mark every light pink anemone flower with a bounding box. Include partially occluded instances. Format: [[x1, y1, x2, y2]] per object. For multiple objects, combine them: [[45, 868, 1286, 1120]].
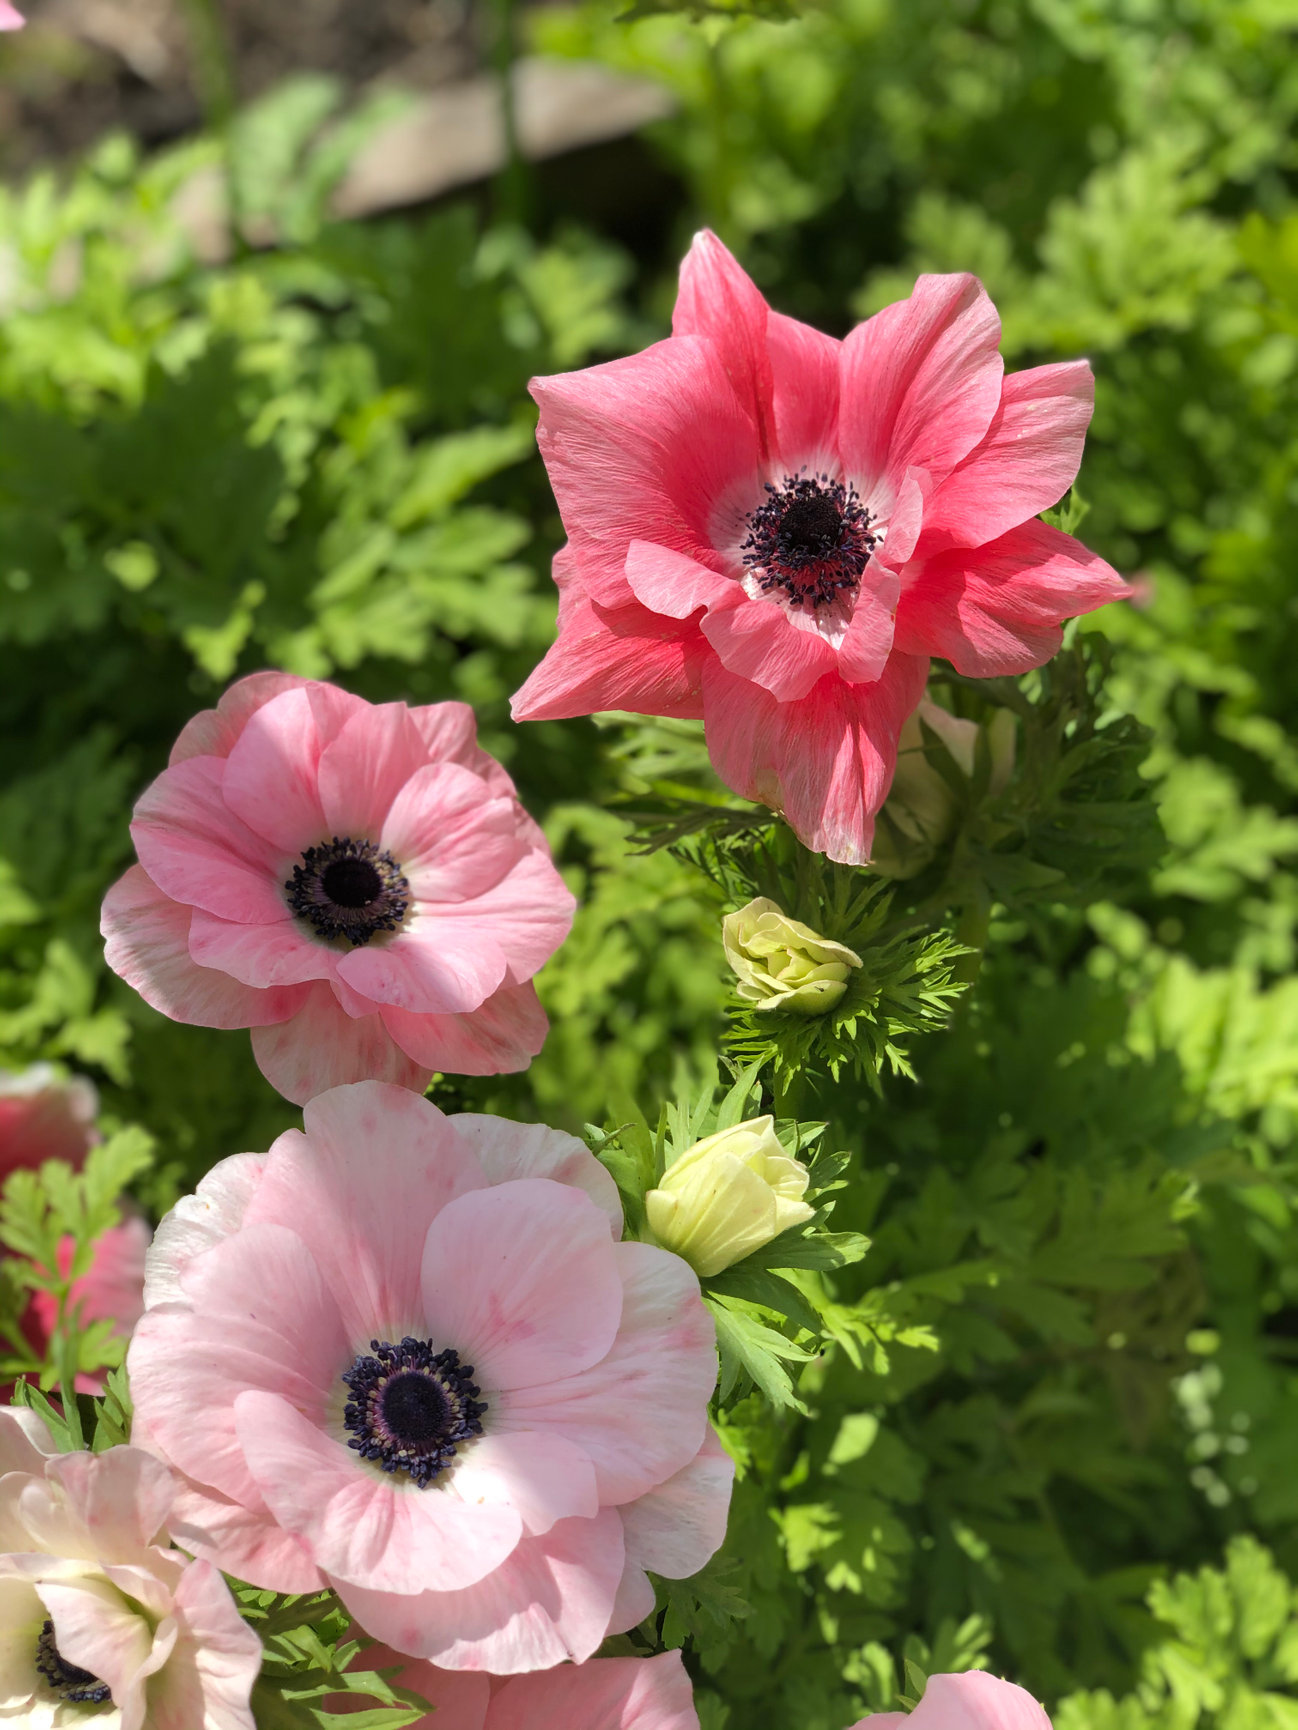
[[336, 1646, 698, 1729], [0, 1065, 98, 1178], [101, 673, 576, 1105], [512, 232, 1129, 865], [0, 5, 23, 31], [127, 1082, 731, 1673], [0, 1407, 261, 1728], [853, 1671, 1053, 1729]]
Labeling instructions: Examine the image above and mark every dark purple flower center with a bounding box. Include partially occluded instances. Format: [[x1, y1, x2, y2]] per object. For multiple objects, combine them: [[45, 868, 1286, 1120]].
[[36, 1619, 111, 1705], [742, 473, 878, 612], [285, 836, 410, 946], [342, 1337, 487, 1488]]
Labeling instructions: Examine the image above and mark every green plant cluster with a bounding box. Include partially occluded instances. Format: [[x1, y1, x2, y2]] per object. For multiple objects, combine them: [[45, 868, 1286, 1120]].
[[1, 2, 1297, 1725]]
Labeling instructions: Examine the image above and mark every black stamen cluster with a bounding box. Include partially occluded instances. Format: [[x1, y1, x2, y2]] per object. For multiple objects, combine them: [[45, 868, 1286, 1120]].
[[285, 836, 410, 946], [36, 1618, 111, 1705], [742, 473, 878, 611], [342, 1336, 487, 1488]]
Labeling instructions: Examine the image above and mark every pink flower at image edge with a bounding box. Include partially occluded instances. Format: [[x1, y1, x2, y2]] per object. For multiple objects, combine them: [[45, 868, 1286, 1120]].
[[101, 674, 575, 1105], [0, 5, 23, 30], [512, 231, 1129, 864], [0, 1064, 98, 1178], [854, 1671, 1053, 1729]]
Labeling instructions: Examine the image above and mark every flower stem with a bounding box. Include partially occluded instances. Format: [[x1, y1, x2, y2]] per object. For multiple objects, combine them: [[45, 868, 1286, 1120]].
[[178, 0, 246, 257]]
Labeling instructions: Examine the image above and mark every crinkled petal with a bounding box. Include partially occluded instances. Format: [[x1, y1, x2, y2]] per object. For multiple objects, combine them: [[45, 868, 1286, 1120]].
[[39, 1575, 158, 1721], [624, 539, 739, 623], [338, 914, 508, 1017], [102, 866, 307, 1029], [187, 909, 337, 989], [410, 849, 575, 988], [839, 273, 1003, 498], [894, 519, 1130, 675], [921, 360, 1095, 552], [700, 589, 836, 702], [448, 1116, 622, 1238], [235, 1391, 521, 1594], [251, 983, 432, 1105], [446, 1430, 599, 1537], [672, 229, 776, 461], [243, 1083, 487, 1342], [496, 1243, 714, 1504], [406, 702, 517, 803], [380, 982, 549, 1078], [221, 685, 352, 854], [44, 1443, 175, 1563], [767, 308, 841, 468], [335, 1510, 625, 1672], [420, 1181, 623, 1392], [130, 758, 289, 926], [317, 702, 430, 840], [170, 672, 320, 766], [617, 1427, 734, 1581], [149, 1559, 262, 1730], [487, 1650, 700, 1730], [381, 764, 522, 905], [701, 653, 931, 866], [160, 1475, 324, 1595], [144, 1154, 266, 1309]]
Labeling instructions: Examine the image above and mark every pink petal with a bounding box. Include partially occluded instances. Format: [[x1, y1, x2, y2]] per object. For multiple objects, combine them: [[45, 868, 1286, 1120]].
[[128, 1221, 350, 1507], [839, 274, 1004, 498], [169, 672, 318, 766], [102, 866, 308, 1029], [624, 539, 738, 622], [243, 1082, 487, 1343], [151, 1559, 263, 1730], [144, 1154, 266, 1309], [497, 1243, 714, 1505], [767, 308, 841, 467], [835, 564, 901, 686], [338, 917, 508, 1016], [446, 1429, 599, 1536], [0, 1066, 97, 1178], [921, 361, 1095, 552], [510, 556, 707, 724], [221, 685, 346, 854], [406, 702, 516, 803], [250, 982, 433, 1105], [380, 981, 549, 1077], [894, 519, 1130, 676], [381, 763, 523, 905], [0, 6, 25, 30], [448, 1116, 623, 1238], [407, 847, 575, 987], [617, 1427, 734, 1581], [0, 1407, 60, 1475], [487, 1651, 700, 1730], [911, 1673, 1053, 1730], [420, 1181, 623, 1392], [701, 652, 930, 865], [39, 1576, 157, 1710], [44, 1446, 176, 1562], [161, 1474, 325, 1595], [235, 1390, 522, 1594], [131, 758, 290, 926], [318, 702, 431, 840], [672, 229, 776, 462], [699, 590, 836, 702], [531, 336, 758, 605], [333, 1648, 490, 1729], [606, 1561, 655, 1638], [187, 908, 336, 989], [335, 1510, 626, 1671]]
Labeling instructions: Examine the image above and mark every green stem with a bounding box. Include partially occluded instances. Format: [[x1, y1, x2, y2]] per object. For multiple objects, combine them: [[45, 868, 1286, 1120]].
[[488, 0, 531, 225], [178, 0, 246, 258], [52, 1288, 84, 1449]]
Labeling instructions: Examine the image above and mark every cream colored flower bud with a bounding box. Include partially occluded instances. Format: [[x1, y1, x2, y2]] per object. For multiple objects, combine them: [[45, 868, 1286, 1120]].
[[871, 699, 1017, 878], [645, 1115, 817, 1277], [723, 897, 862, 1016]]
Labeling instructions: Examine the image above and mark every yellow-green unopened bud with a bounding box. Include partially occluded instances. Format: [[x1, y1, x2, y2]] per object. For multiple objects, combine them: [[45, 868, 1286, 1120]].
[[722, 898, 862, 1016], [645, 1116, 816, 1278]]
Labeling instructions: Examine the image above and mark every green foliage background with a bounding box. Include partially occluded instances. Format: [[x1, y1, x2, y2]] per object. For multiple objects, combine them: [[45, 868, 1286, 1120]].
[[2, 4, 1298, 1726]]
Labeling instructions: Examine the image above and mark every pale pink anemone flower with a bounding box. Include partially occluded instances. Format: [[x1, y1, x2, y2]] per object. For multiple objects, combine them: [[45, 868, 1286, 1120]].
[[0, 1065, 98, 1178], [0, 5, 23, 31], [101, 673, 576, 1105], [0, 1407, 261, 1729], [853, 1671, 1053, 1729], [127, 1082, 731, 1672], [512, 232, 1129, 865], [336, 1647, 698, 1729]]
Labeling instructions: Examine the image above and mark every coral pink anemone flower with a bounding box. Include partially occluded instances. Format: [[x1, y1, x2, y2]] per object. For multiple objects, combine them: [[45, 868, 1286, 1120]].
[[853, 1671, 1053, 1729], [0, 1407, 262, 1728], [0, 1064, 98, 1177], [102, 673, 575, 1105], [337, 1647, 698, 1729], [127, 1082, 731, 1673], [512, 231, 1129, 865]]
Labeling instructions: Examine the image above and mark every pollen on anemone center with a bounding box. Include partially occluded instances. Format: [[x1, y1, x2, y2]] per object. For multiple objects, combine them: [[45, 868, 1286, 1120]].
[[284, 836, 410, 947], [341, 1336, 487, 1488], [36, 1619, 111, 1706], [741, 472, 879, 613]]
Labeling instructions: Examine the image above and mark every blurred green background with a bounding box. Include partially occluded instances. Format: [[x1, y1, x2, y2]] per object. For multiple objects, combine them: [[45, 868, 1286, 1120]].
[[2, 1, 1298, 1725]]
